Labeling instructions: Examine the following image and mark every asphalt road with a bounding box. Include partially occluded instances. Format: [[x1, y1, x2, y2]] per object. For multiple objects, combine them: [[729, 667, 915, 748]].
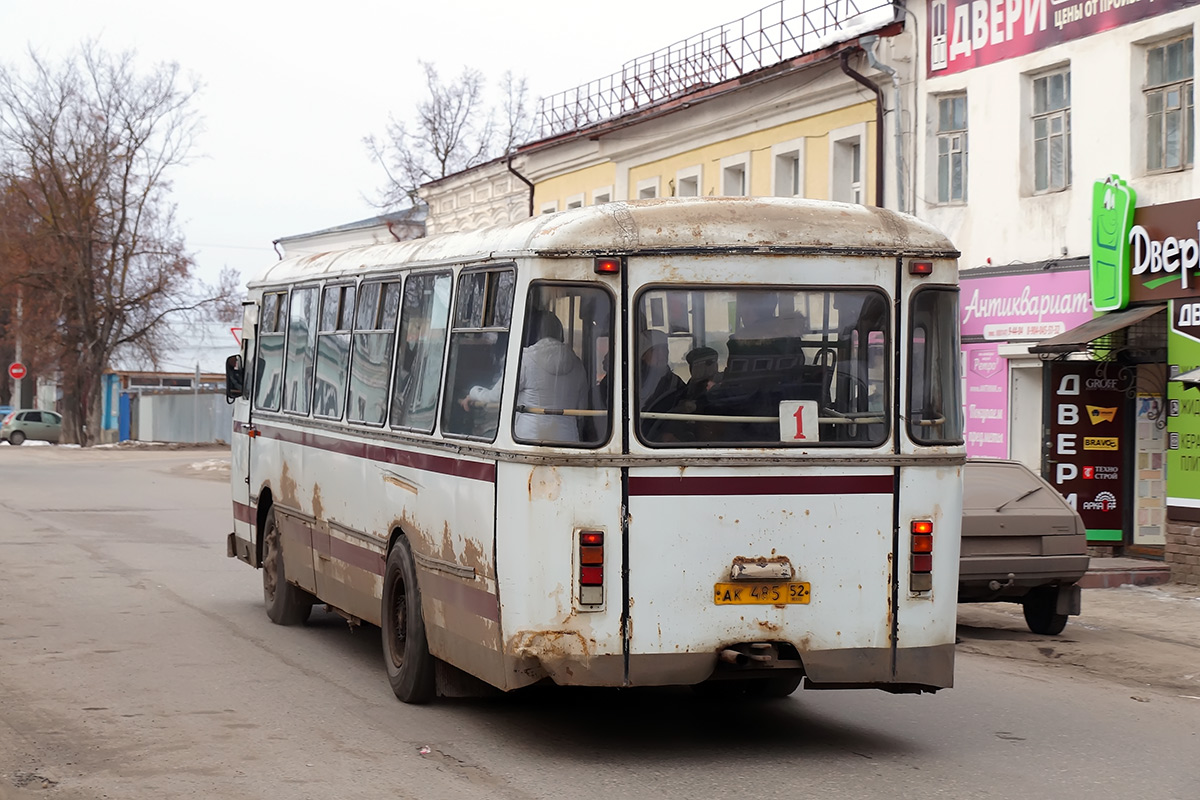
[[1, 446, 1198, 800]]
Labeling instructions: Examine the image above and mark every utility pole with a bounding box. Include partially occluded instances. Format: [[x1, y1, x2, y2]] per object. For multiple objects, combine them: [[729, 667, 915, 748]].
[[13, 285, 22, 407]]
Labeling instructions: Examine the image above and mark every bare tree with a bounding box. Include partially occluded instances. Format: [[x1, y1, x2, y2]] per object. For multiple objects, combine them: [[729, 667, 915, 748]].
[[0, 43, 204, 444], [366, 62, 535, 210]]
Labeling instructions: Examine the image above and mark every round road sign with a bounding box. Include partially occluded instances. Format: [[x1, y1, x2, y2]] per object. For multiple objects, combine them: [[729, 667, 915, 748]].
[[8, 362, 26, 380]]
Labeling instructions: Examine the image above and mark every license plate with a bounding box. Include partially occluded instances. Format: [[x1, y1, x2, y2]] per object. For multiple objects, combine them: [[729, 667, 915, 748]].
[[713, 581, 811, 605]]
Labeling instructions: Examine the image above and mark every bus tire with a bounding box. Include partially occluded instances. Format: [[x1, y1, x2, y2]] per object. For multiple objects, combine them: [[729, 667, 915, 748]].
[[382, 538, 436, 704], [262, 508, 313, 625], [1022, 586, 1068, 635]]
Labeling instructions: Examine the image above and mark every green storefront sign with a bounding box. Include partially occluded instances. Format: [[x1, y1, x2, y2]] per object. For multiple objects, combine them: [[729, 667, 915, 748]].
[[1168, 299, 1200, 521]]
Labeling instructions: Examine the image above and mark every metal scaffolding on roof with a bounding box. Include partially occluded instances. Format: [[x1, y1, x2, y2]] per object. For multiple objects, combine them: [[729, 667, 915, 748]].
[[536, 0, 898, 138]]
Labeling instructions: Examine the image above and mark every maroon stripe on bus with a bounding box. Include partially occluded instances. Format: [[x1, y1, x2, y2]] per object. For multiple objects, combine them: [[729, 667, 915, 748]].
[[312, 529, 386, 576], [628, 474, 894, 497], [233, 500, 255, 524], [420, 570, 500, 623], [251, 422, 496, 483]]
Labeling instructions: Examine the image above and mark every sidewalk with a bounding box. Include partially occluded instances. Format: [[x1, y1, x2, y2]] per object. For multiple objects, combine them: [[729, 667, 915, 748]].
[[1079, 555, 1174, 589]]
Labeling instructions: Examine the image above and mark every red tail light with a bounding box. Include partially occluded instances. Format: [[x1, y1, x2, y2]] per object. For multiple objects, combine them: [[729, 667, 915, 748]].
[[594, 257, 621, 275], [909, 260, 933, 276], [578, 530, 605, 606], [910, 520, 933, 592]]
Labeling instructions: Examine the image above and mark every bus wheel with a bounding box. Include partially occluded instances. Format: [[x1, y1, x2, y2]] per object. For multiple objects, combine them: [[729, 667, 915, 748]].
[[262, 509, 313, 625], [382, 539, 435, 704], [1022, 586, 1068, 635]]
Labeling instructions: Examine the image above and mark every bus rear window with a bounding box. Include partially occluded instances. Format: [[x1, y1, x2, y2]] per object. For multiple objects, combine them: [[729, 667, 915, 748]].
[[908, 287, 964, 444], [634, 287, 889, 447]]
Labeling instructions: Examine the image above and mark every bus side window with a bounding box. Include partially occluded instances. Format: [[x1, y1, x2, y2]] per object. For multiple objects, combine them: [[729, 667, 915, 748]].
[[348, 280, 400, 426], [283, 286, 318, 415], [441, 269, 515, 440], [254, 291, 287, 411], [514, 283, 613, 446], [313, 284, 355, 419], [391, 272, 452, 433]]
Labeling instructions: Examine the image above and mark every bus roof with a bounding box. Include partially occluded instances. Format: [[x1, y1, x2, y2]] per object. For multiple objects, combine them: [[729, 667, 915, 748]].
[[249, 197, 959, 287]]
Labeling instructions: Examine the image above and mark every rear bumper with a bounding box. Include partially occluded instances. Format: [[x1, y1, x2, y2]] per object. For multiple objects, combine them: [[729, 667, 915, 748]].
[[958, 554, 1089, 599], [505, 643, 955, 693]]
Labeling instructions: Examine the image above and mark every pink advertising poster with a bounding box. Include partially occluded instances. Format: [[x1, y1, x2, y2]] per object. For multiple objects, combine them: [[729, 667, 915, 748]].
[[963, 342, 1009, 458]]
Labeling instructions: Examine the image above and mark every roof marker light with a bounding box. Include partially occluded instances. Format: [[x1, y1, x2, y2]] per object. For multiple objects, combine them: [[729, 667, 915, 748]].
[[594, 257, 621, 275], [909, 260, 933, 276]]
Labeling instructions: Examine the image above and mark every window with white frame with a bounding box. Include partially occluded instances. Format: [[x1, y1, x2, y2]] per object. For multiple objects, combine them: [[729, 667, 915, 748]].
[[676, 165, 702, 197], [771, 138, 805, 197], [829, 125, 866, 204], [592, 187, 612, 205], [566, 193, 585, 209], [637, 177, 660, 199], [1145, 36, 1194, 173], [936, 94, 968, 203], [540, 201, 559, 215], [1032, 69, 1071, 192], [721, 153, 750, 196]]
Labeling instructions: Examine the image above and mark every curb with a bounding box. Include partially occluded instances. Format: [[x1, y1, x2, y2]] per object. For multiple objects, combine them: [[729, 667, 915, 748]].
[[1078, 564, 1172, 589]]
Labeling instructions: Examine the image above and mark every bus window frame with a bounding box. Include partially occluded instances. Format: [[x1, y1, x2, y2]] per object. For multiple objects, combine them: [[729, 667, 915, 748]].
[[390, 269, 454, 436], [512, 279, 617, 450], [346, 275, 404, 429], [439, 264, 518, 444], [312, 281, 357, 422], [630, 282, 892, 449], [282, 283, 321, 418], [906, 284, 964, 446], [253, 288, 289, 412]]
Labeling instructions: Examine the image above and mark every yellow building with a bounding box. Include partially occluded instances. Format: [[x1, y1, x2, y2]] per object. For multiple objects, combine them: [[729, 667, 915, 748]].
[[421, 2, 908, 231]]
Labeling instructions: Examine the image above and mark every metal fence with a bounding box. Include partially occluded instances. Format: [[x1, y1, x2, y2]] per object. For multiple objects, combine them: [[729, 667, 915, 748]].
[[536, 0, 897, 138], [133, 392, 233, 444]]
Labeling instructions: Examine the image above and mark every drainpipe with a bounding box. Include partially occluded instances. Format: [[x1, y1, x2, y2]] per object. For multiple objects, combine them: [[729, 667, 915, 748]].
[[507, 154, 535, 217], [839, 49, 885, 209], [860, 34, 906, 215]]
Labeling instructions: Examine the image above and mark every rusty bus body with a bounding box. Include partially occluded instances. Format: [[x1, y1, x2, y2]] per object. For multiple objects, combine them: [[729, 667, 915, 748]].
[[226, 197, 965, 703]]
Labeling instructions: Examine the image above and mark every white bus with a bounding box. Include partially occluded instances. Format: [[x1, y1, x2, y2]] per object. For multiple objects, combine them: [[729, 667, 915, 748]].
[[225, 197, 964, 703]]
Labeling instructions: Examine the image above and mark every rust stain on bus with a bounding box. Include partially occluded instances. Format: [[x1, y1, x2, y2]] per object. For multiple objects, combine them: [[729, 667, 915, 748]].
[[460, 535, 493, 581], [527, 466, 561, 501], [279, 462, 298, 508], [312, 483, 324, 521], [507, 630, 595, 662]]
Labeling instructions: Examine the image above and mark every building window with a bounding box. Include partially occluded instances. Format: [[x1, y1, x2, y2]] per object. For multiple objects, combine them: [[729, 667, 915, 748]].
[[1145, 36, 1194, 173], [720, 153, 750, 196], [936, 94, 968, 203], [540, 201, 558, 214], [771, 138, 805, 197], [830, 128, 865, 204], [636, 177, 659, 199], [592, 186, 612, 205], [566, 194, 584, 209], [676, 165, 702, 197], [1032, 69, 1071, 193]]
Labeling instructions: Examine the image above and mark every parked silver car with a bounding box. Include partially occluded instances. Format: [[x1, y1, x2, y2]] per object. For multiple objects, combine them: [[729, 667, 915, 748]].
[[1, 409, 63, 445], [960, 458, 1090, 635]]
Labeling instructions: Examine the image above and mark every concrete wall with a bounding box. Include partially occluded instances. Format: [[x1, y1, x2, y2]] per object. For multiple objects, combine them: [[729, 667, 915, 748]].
[[135, 392, 233, 444]]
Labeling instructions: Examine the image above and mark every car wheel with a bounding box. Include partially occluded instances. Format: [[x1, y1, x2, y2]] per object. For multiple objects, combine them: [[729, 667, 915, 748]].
[[382, 538, 436, 704], [1022, 586, 1068, 635], [9, 430, 25, 446], [261, 508, 313, 625]]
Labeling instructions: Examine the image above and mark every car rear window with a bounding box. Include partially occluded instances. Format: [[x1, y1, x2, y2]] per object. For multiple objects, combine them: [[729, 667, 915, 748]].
[[963, 462, 1070, 511]]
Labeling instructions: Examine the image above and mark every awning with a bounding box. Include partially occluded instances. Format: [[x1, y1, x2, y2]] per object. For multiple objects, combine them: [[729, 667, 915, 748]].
[[1029, 304, 1166, 354]]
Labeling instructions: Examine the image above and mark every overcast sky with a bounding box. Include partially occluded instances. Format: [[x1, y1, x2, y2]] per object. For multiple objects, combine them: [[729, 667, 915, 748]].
[[0, 0, 765, 291]]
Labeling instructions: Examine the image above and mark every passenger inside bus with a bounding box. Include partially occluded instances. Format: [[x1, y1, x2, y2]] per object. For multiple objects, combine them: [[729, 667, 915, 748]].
[[459, 310, 589, 443]]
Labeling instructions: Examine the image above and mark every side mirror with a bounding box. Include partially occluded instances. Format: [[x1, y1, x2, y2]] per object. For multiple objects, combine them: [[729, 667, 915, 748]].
[[225, 354, 245, 402]]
